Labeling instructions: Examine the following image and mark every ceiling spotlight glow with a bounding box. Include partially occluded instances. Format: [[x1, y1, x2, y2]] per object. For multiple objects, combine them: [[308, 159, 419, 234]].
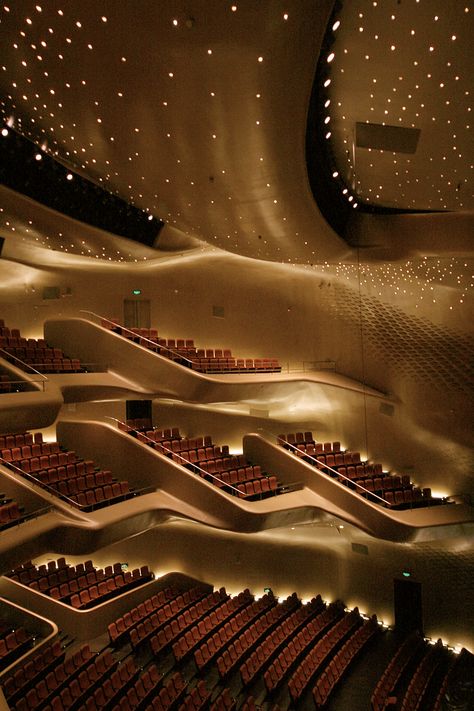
[[332, 20, 340, 31], [35, 152, 42, 160], [324, 116, 331, 124], [1, 128, 8, 137], [332, 171, 339, 178], [327, 52, 335, 63], [324, 78, 331, 87], [66, 173, 73, 180]]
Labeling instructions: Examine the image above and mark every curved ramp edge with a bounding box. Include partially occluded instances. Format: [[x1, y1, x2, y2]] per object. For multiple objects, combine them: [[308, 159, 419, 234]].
[[243, 433, 474, 542]]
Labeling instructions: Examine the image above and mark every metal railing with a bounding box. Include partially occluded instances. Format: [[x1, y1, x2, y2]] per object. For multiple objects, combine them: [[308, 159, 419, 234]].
[[80, 310, 196, 368], [0, 349, 48, 391], [107, 416, 251, 497], [0, 455, 154, 514], [79, 311, 283, 375], [281, 361, 337, 374], [258, 428, 392, 508], [0, 502, 54, 532]]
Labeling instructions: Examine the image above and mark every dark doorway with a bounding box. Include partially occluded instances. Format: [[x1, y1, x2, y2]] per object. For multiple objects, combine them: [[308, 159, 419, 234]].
[[126, 400, 152, 426], [123, 299, 151, 329], [393, 578, 423, 635]]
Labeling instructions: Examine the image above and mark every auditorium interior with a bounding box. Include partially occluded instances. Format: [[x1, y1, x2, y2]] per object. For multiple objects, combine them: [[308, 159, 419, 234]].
[[0, 1, 473, 709]]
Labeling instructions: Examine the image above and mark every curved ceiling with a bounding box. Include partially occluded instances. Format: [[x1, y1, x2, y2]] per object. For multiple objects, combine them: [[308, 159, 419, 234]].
[[0, 0, 472, 266], [327, 0, 473, 211], [0, 0, 350, 264]]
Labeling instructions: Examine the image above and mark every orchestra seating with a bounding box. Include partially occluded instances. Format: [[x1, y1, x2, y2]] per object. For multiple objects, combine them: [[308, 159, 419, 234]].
[[7, 557, 154, 609], [0, 430, 137, 510], [122, 421, 286, 500], [2, 579, 470, 711], [278, 431, 444, 510], [0, 319, 83, 373], [101, 320, 281, 374]]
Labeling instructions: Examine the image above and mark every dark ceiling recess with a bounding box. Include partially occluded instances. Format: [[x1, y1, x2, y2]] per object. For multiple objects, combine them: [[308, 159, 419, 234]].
[[305, 1, 438, 243], [306, 0, 355, 239], [355, 123, 421, 154], [0, 130, 164, 247]]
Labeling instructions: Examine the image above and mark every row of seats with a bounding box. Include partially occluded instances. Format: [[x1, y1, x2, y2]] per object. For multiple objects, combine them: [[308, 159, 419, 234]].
[[102, 319, 281, 373], [149, 589, 230, 656], [400, 641, 446, 711], [0, 372, 22, 393], [68, 568, 152, 609], [75, 656, 139, 711], [216, 593, 303, 678], [141, 670, 187, 711], [108, 586, 204, 645], [3, 581, 470, 711], [1, 345, 83, 374], [312, 616, 380, 708], [15, 644, 109, 711], [280, 431, 438, 509], [8, 557, 152, 609], [264, 604, 357, 693], [432, 648, 474, 711], [210, 688, 235, 711], [240, 597, 331, 686], [0, 319, 84, 373], [9, 556, 94, 584], [0, 499, 22, 528], [188, 357, 281, 374], [0, 625, 32, 671], [194, 594, 275, 670], [371, 631, 426, 711], [2, 638, 64, 702], [119, 420, 182, 442], [106, 662, 161, 711], [0, 429, 44, 449], [0, 430, 137, 510], [129, 423, 283, 500], [172, 589, 254, 662], [131, 588, 211, 650], [177, 454, 280, 499], [241, 698, 280, 711]]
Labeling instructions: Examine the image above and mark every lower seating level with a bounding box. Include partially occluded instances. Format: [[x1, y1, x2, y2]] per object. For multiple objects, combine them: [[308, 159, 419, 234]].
[[0, 573, 471, 711]]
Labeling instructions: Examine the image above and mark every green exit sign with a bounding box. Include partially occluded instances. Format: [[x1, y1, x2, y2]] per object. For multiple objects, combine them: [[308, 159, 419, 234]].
[[132, 289, 142, 296]]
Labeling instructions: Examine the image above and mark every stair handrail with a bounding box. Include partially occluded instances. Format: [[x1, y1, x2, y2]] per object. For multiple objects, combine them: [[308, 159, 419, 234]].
[[257, 428, 392, 507], [107, 416, 245, 497], [0, 349, 48, 392], [79, 310, 195, 366], [0, 455, 154, 513], [0, 456, 81, 510]]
